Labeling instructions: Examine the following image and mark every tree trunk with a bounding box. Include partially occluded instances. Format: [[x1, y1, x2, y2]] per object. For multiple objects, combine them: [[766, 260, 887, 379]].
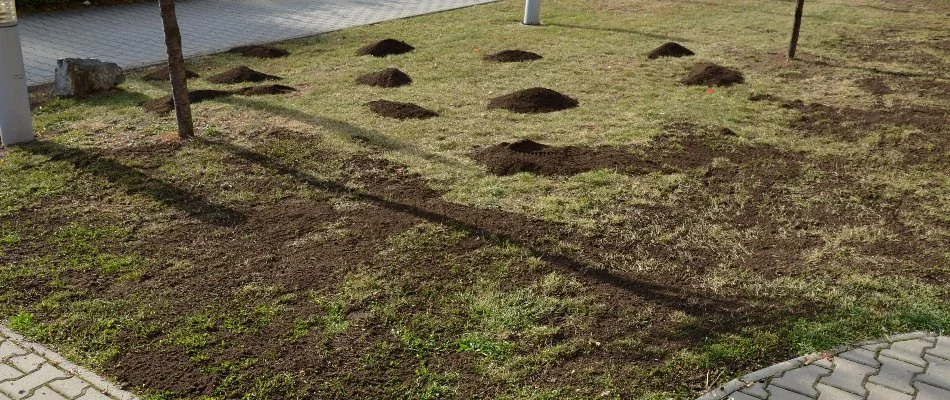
[[158, 0, 194, 139], [788, 0, 805, 59]]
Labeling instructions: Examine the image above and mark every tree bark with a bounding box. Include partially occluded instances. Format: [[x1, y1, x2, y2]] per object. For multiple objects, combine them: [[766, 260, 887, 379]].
[[788, 0, 805, 59], [158, 0, 194, 139]]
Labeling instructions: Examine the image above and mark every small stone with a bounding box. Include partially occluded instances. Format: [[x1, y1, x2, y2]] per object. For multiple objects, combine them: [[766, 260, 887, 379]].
[[53, 58, 126, 98]]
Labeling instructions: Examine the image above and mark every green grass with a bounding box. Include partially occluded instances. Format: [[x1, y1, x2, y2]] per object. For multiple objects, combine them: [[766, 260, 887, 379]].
[[3, 0, 950, 398]]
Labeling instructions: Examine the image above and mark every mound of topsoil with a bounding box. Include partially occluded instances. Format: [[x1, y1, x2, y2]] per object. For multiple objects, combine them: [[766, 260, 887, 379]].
[[142, 90, 232, 114], [207, 66, 282, 84], [234, 84, 297, 96], [681, 62, 744, 86], [647, 42, 695, 60], [487, 87, 578, 113], [472, 139, 657, 176], [357, 39, 414, 57], [366, 100, 438, 120], [228, 45, 290, 58], [142, 66, 200, 81], [484, 50, 543, 62], [356, 68, 412, 88]]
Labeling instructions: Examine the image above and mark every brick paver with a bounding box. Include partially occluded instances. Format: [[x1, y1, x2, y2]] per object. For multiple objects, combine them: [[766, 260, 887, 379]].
[[0, 326, 134, 400], [18, 0, 496, 85], [697, 332, 950, 400]]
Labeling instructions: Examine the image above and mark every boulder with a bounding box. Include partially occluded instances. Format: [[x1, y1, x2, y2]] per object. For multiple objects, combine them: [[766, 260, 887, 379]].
[[53, 58, 126, 97]]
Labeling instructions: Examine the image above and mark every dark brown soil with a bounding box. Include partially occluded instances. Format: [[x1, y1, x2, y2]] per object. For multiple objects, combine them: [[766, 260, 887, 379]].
[[356, 39, 414, 57], [356, 68, 412, 88], [141, 90, 232, 114], [234, 84, 297, 96], [484, 50, 543, 62], [207, 66, 282, 84], [472, 139, 660, 176], [365, 100, 438, 120], [682, 62, 745, 86], [857, 76, 894, 95], [142, 66, 200, 81], [487, 87, 578, 113], [647, 42, 695, 60], [227, 45, 290, 59]]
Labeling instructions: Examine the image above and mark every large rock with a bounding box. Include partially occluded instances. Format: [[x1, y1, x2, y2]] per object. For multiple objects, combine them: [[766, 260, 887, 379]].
[[53, 58, 126, 97]]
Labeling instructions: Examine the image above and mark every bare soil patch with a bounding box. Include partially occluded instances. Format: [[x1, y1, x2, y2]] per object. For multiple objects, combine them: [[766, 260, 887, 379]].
[[365, 100, 438, 120], [356, 39, 414, 57], [484, 50, 543, 62], [682, 62, 744, 86], [487, 87, 578, 113], [207, 66, 282, 85], [356, 68, 412, 88], [472, 139, 663, 176], [142, 66, 200, 81], [857, 76, 894, 95], [227, 45, 290, 58], [234, 84, 298, 96], [647, 42, 695, 59], [141, 90, 232, 114]]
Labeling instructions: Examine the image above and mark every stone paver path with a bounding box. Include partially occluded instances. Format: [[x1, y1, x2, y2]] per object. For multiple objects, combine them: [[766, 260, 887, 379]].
[[19, 0, 496, 86], [0, 325, 135, 400], [697, 332, 950, 400]]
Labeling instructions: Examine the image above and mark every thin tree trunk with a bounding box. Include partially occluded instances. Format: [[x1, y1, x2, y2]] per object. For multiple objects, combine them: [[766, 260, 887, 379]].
[[788, 0, 805, 59], [158, 0, 194, 139]]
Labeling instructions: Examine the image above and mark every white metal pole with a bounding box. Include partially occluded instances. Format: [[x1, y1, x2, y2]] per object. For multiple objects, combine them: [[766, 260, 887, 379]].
[[0, 17, 35, 146], [523, 0, 541, 25]]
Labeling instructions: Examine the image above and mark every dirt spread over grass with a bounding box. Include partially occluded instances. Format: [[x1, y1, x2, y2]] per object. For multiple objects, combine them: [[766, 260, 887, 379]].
[[142, 66, 200, 81], [365, 100, 438, 119], [207, 66, 283, 85], [233, 84, 298, 96], [647, 42, 695, 59], [141, 90, 232, 114], [682, 62, 745, 86], [356, 39, 414, 57], [484, 50, 543, 62], [356, 68, 412, 88], [228, 45, 290, 59], [487, 87, 578, 113]]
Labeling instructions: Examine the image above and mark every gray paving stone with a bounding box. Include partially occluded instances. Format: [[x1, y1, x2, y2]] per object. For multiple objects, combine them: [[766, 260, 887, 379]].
[[47, 377, 90, 399], [22, 386, 66, 400], [0, 342, 29, 360], [837, 348, 881, 368], [8, 355, 45, 374], [739, 381, 768, 398], [0, 364, 68, 400], [739, 358, 805, 384], [865, 382, 912, 400], [769, 364, 832, 397], [928, 336, 950, 361], [817, 357, 876, 395], [916, 354, 950, 391], [866, 355, 923, 395], [723, 392, 760, 400], [879, 339, 934, 368], [915, 382, 950, 400], [765, 385, 813, 400], [815, 383, 862, 400], [0, 365, 23, 382], [75, 391, 112, 400]]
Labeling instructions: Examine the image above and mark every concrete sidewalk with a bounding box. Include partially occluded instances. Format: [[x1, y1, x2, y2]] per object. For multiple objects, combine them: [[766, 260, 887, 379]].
[[18, 0, 496, 86]]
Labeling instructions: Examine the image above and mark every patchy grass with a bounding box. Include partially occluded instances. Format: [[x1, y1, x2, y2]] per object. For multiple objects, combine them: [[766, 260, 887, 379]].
[[3, 0, 950, 398]]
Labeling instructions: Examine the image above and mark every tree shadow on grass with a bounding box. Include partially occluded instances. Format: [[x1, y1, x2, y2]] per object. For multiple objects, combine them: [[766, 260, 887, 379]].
[[19, 140, 246, 227], [544, 22, 696, 44]]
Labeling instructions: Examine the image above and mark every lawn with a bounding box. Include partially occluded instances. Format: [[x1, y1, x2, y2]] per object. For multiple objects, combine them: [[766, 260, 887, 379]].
[[2, 0, 949, 398]]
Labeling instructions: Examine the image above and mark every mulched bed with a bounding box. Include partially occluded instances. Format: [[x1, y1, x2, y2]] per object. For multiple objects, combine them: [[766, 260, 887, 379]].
[[647, 42, 695, 59], [141, 90, 231, 114], [484, 50, 543, 62], [487, 87, 578, 113], [228, 45, 290, 58], [681, 62, 744, 86], [233, 84, 298, 96], [207, 66, 282, 84], [357, 39, 415, 57], [356, 68, 412, 88], [142, 66, 200, 81], [365, 100, 438, 119]]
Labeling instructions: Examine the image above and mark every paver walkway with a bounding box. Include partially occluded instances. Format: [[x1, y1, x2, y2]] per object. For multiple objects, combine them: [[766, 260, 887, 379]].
[[697, 332, 950, 400], [18, 0, 496, 86], [0, 325, 135, 400]]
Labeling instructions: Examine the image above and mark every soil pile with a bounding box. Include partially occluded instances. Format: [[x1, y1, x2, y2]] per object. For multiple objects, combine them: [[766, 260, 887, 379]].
[[356, 68, 412, 88], [681, 62, 744, 86], [228, 45, 290, 58], [647, 42, 695, 59], [142, 90, 231, 114], [484, 50, 543, 62], [366, 100, 437, 120], [207, 66, 282, 84], [487, 87, 578, 113], [142, 66, 199, 81], [234, 84, 297, 96], [472, 139, 660, 176], [357, 39, 414, 57]]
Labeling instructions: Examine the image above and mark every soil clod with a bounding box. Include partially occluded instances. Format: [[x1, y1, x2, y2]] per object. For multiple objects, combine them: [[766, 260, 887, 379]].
[[142, 66, 199, 81], [234, 84, 297, 96], [647, 42, 695, 59], [142, 90, 232, 114], [682, 62, 745, 86], [484, 50, 543, 62], [488, 87, 578, 113], [228, 45, 290, 58], [207, 66, 282, 84], [356, 68, 412, 88], [357, 39, 414, 57], [366, 100, 438, 120]]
